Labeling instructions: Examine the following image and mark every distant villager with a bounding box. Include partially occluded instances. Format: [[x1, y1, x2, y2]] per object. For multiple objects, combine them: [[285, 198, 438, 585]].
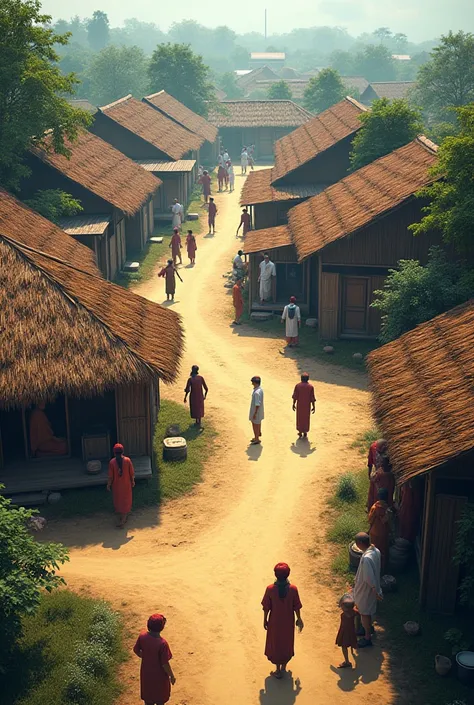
[[171, 198, 183, 229], [29, 402, 68, 457], [186, 230, 197, 265], [184, 365, 208, 427], [292, 373, 316, 438], [281, 296, 301, 347], [107, 443, 135, 528], [169, 227, 182, 265], [158, 259, 183, 301], [236, 207, 251, 237]]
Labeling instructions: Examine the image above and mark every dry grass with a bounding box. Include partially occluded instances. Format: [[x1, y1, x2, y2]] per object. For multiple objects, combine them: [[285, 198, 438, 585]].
[[208, 100, 312, 128], [367, 300, 474, 483], [0, 237, 183, 407]]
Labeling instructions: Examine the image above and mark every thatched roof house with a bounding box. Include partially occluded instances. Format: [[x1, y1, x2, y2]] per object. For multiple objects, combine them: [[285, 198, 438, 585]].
[[0, 235, 183, 495], [0, 188, 100, 277], [367, 301, 474, 613], [361, 81, 416, 105], [208, 100, 311, 161]]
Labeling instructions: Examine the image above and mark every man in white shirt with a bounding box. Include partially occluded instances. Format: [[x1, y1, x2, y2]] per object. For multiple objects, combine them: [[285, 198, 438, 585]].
[[353, 532, 383, 648], [233, 249, 246, 280], [223, 149, 230, 162], [249, 376, 264, 444], [171, 199, 183, 229], [258, 253, 276, 304]]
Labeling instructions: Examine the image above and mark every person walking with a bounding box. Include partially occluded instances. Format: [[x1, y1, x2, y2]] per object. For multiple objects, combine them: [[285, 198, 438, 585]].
[[258, 253, 276, 304], [200, 169, 211, 204], [236, 207, 251, 237], [107, 443, 135, 528], [335, 595, 359, 669], [184, 365, 208, 427], [281, 296, 301, 347], [227, 162, 235, 192], [158, 259, 183, 301], [262, 563, 303, 679], [208, 197, 217, 235], [171, 199, 183, 230], [249, 375, 264, 444], [241, 147, 249, 175], [292, 373, 316, 438], [186, 230, 197, 265], [133, 613, 176, 705], [169, 227, 182, 265], [248, 144, 255, 170], [232, 278, 244, 325], [353, 532, 382, 648], [217, 163, 226, 192]]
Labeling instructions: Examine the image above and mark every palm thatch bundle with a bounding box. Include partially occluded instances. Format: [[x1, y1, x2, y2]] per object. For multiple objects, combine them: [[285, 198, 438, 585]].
[[0, 236, 183, 408], [367, 300, 474, 483]]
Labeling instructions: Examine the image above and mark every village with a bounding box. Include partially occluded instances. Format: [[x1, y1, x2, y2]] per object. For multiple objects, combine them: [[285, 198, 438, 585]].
[[1, 3, 474, 705]]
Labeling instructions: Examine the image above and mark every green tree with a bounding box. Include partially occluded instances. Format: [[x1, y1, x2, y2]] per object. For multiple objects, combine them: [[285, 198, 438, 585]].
[[350, 98, 423, 171], [218, 72, 244, 99], [303, 68, 346, 114], [148, 43, 215, 116], [329, 50, 355, 76], [24, 189, 82, 223], [0, 489, 69, 666], [393, 32, 408, 52], [411, 104, 474, 256], [353, 45, 396, 81], [413, 31, 474, 125], [87, 10, 109, 51], [371, 248, 474, 343], [373, 27, 392, 44], [89, 45, 148, 106], [0, 0, 91, 190], [267, 80, 292, 100]]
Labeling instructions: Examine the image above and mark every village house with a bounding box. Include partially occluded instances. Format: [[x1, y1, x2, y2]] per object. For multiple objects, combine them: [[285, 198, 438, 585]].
[[208, 100, 312, 162], [367, 301, 474, 614], [251, 77, 370, 102], [91, 95, 203, 218], [249, 52, 286, 69], [241, 97, 368, 231], [244, 137, 441, 333], [235, 66, 281, 96], [0, 188, 100, 277], [0, 235, 183, 499], [143, 91, 219, 165], [360, 81, 417, 105], [22, 130, 160, 278]]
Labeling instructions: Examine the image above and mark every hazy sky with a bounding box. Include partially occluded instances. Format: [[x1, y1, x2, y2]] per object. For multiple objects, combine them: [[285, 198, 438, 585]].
[[41, 0, 474, 42]]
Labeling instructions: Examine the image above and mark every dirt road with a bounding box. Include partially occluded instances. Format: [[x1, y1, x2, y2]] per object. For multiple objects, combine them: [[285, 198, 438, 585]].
[[53, 170, 392, 704]]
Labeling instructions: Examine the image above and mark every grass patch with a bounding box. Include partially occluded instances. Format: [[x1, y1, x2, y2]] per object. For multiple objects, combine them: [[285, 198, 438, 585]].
[[0, 590, 125, 705], [41, 400, 216, 519], [240, 314, 377, 371], [351, 427, 380, 453]]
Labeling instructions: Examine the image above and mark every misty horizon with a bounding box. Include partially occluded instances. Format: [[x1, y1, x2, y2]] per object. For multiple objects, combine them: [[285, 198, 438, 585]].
[[41, 0, 474, 43]]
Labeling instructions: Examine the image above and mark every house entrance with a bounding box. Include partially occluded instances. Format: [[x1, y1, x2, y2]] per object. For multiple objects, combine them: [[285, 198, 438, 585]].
[[341, 276, 369, 335]]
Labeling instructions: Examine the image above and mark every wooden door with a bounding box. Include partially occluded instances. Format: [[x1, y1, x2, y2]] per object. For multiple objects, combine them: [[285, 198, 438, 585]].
[[426, 494, 467, 613], [319, 272, 339, 339], [342, 277, 369, 335], [116, 384, 150, 456]]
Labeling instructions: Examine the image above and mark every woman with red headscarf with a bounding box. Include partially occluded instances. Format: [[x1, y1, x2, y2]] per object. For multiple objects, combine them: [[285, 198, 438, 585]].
[[261, 563, 304, 679], [107, 443, 135, 527], [134, 613, 175, 705]]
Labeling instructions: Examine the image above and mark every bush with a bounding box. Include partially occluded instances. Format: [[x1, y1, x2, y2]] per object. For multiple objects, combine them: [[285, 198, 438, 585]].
[[63, 663, 95, 704], [327, 512, 362, 543], [336, 473, 358, 502], [75, 641, 110, 677]]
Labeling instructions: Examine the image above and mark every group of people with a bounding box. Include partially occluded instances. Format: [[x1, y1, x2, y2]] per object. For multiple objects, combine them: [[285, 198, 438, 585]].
[[216, 150, 236, 193], [240, 145, 255, 175]]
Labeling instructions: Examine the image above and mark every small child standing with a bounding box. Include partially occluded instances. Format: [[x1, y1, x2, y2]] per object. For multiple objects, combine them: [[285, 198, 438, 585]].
[[335, 595, 359, 668]]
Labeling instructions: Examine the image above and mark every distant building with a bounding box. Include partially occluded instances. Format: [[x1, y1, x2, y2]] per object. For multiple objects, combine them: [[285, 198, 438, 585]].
[[361, 81, 417, 105], [250, 52, 286, 69], [392, 54, 411, 61]]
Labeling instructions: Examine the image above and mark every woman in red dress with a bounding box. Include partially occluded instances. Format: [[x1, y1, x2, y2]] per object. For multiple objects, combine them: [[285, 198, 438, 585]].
[[367, 457, 395, 510], [184, 365, 208, 427], [133, 613, 176, 705], [107, 443, 135, 527], [169, 228, 182, 265], [335, 595, 359, 668], [185, 230, 197, 265], [261, 563, 303, 679]]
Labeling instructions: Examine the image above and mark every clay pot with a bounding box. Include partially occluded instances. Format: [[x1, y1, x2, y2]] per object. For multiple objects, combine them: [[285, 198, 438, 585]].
[[404, 621, 420, 636], [323, 346, 335, 354], [434, 654, 452, 676]]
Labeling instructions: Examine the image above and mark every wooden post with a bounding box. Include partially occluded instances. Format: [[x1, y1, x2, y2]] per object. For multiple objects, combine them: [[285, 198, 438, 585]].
[[419, 471, 436, 607]]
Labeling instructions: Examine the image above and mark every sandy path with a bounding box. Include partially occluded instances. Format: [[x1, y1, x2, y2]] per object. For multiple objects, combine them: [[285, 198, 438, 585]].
[[47, 170, 393, 704]]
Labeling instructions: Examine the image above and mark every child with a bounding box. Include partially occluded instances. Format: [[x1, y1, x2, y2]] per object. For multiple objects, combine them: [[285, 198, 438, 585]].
[[335, 595, 358, 668], [227, 162, 235, 192]]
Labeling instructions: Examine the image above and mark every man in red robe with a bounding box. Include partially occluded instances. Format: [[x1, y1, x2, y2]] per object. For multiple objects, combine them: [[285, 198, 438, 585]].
[[236, 207, 251, 237], [208, 197, 217, 234], [292, 373, 316, 438], [200, 170, 211, 203], [29, 402, 68, 457], [169, 227, 182, 265]]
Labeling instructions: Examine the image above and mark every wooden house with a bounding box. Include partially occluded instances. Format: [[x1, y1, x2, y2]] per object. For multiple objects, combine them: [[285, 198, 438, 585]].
[[360, 81, 416, 105], [91, 95, 203, 217], [143, 91, 219, 165], [23, 131, 160, 274], [367, 301, 474, 613], [252, 77, 369, 103], [207, 100, 311, 162], [0, 235, 183, 498], [236, 66, 280, 96], [0, 189, 100, 277], [244, 137, 441, 329], [241, 98, 368, 230]]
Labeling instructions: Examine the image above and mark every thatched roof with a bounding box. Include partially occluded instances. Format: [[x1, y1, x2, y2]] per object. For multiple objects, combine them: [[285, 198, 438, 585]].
[[98, 95, 203, 160], [240, 167, 326, 206], [144, 92, 218, 145], [30, 130, 161, 217], [208, 100, 312, 128], [367, 301, 474, 484], [0, 188, 100, 276], [0, 236, 183, 408], [288, 137, 438, 261], [272, 97, 367, 183], [244, 226, 292, 254], [362, 81, 417, 102]]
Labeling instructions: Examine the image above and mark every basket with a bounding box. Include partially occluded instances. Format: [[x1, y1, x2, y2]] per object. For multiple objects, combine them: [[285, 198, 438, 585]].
[[435, 654, 452, 676], [404, 621, 420, 636], [86, 460, 102, 475]]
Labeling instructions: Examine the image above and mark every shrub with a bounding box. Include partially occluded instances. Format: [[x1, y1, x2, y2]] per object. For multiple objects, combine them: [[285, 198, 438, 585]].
[[336, 474, 357, 502], [88, 622, 117, 652], [63, 663, 95, 704], [328, 512, 362, 543], [75, 641, 110, 677]]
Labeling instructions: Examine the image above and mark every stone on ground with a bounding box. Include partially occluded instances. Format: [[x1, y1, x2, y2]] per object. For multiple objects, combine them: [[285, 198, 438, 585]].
[[251, 312, 273, 321], [123, 261, 140, 272], [323, 345, 335, 354], [305, 318, 318, 327], [149, 236, 163, 244]]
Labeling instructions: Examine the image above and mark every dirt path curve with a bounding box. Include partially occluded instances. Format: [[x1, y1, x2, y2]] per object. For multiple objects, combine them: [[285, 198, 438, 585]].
[[51, 169, 393, 705]]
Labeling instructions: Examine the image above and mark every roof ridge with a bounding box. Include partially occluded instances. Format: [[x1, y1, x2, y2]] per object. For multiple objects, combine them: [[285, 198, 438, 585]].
[[345, 95, 369, 112], [145, 90, 165, 100], [370, 80, 416, 85], [99, 94, 133, 112], [416, 134, 439, 153]]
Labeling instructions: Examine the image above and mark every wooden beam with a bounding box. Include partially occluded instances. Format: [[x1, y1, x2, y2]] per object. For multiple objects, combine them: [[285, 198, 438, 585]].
[[419, 472, 436, 607]]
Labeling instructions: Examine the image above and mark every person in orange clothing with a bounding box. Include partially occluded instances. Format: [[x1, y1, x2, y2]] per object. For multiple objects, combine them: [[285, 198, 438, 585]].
[[232, 278, 244, 325], [186, 229, 197, 265], [367, 457, 395, 511], [367, 438, 388, 479], [236, 207, 251, 237], [208, 197, 217, 235], [169, 227, 182, 265], [29, 402, 68, 457], [368, 488, 391, 572], [133, 613, 176, 705], [107, 443, 135, 528]]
